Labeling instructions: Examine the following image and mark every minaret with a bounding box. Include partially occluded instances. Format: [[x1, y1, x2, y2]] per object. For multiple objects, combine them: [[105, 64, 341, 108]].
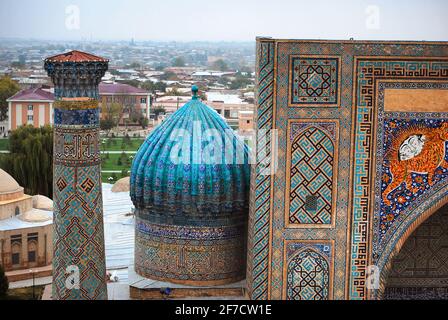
[[44, 50, 109, 300]]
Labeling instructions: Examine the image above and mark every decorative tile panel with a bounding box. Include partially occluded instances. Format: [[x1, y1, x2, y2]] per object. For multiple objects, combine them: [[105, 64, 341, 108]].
[[289, 56, 340, 106], [286, 120, 338, 227], [284, 241, 333, 300]]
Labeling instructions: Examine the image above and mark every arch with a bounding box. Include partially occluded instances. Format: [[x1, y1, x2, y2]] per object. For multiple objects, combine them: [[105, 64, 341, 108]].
[[286, 247, 330, 300], [11, 242, 21, 266], [14, 206, 20, 216], [383, 202, 448, 299], [373, 191, 448, 299], [27, 239, 38, 265]]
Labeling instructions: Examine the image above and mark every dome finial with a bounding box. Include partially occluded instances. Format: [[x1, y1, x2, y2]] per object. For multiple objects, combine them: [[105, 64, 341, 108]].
[[191, 85, 199, 99]]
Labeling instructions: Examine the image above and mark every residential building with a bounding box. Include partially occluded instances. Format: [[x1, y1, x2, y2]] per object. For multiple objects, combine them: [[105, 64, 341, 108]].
[[98, 82, 151, 125], [6, 87, 54, 132], [5, 82, 151, 132], [207, 101, 254, 130], [238, 110, 254, 132]]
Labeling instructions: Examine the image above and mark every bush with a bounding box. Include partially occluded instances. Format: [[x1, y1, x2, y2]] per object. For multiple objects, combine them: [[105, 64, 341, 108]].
[[0, 264, 9, 298], [0, 125, 53, 197], [121, 168, 129, 178]]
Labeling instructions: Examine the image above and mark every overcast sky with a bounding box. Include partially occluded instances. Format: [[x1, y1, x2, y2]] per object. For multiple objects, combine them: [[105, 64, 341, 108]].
[[0, 0, 447, 42]]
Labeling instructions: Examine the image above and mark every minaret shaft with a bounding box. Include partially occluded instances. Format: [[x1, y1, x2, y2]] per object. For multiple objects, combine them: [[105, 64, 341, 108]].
[[45, 51, 109, 300]]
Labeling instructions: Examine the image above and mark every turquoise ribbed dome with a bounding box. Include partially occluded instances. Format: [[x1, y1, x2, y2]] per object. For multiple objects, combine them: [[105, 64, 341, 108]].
[[130, 88, 250, 226]]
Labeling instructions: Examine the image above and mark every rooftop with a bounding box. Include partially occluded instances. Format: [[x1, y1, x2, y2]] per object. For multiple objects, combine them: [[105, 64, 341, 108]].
[[44, 50, 108, 63], [7, 82, 150, 101], [0, 210, 53, 231], [7, 87, 54, 101], [99, 82, 148, 95]]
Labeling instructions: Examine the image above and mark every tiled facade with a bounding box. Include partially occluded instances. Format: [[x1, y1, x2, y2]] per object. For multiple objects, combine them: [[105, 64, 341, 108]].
[[246, 38, 448, 300]]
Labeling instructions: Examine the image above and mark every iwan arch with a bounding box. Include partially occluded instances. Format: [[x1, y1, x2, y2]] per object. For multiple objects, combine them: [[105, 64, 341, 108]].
[[246, 38, 448, 300]]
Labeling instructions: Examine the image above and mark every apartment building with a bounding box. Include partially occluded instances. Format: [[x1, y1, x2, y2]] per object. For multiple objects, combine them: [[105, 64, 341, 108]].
[[6, 87, 54, 131]]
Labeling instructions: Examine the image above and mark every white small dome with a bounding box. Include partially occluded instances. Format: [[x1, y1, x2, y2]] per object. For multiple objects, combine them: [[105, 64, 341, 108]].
[[111, 177, 130, 193], [0, 168, 21, 194], [32, 195, 53, 211], [19, 209, 52, 222]]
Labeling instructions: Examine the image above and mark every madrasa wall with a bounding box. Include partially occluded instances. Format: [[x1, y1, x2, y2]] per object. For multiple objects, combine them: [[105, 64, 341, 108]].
[[246, 38, 448, 300]]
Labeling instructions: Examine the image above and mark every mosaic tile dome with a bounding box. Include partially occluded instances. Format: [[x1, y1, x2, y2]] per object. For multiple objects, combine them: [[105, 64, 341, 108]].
[[130, 86, 251, 285]]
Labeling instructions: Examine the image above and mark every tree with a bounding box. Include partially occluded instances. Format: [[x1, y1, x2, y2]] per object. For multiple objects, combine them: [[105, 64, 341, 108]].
[[141, 81, 166, 94], [212, 59, 228, 71], [129, 62, 141, 69], [100, 102, 123, 135], [228, 73, 252, 90], [159, 71, 178, 81], [139, 117, 149, 129], [11, 62, 25, 69], [129, 107, 144, 125], [172, 57, 186, 67], [152, 107, 166, 118], [0, 125, 53, 197], [0, 265, 8, 298], [121, 168, 129, 178], [0, 77, 20, 121], [100, 118, 115, 135], [165, 87, 183, 96]]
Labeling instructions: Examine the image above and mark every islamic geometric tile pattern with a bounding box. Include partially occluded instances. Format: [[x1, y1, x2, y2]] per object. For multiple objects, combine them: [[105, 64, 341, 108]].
[[52, 162, 107, 299], [248, 38, 448, 300], [45, 55, 108, 300], [290, 56, 340, 106], [285, 242, 333, 300], [287, 121, 337, 226], [246, 40, 276, 300], [135, 218, 246, 283]]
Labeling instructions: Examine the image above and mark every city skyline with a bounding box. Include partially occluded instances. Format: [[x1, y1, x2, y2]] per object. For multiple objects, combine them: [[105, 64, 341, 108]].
[[0, 0, 447, 42]]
